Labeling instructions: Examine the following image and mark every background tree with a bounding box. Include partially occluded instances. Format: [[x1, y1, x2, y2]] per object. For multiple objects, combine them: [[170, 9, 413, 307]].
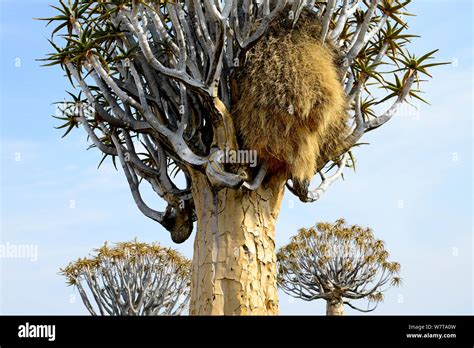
[[41, 0, 445, 315], [277, 219, 402, 315], [61, 240, 191, 315]]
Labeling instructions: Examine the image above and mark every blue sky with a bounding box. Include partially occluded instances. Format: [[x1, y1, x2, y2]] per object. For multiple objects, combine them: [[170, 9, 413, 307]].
[[0, 0, 472, 315]]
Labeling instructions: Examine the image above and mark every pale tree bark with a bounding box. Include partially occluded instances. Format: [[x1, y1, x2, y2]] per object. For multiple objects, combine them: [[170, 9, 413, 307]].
[[326, 299, 345, 316], [189, 170, 286, 315]]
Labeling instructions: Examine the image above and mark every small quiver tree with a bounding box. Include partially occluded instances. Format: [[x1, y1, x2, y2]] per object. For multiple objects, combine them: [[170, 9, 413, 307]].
[[61, 240, 191, 315], [277, 219, 401, 315]]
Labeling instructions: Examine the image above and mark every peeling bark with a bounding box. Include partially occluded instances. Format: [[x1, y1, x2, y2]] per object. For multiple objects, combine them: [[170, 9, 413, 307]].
[[326, 299, 345, 316], [189, 170, 286, 315]]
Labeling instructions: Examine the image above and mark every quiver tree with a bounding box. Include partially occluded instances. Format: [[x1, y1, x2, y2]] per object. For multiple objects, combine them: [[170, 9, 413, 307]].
[[41, 0, 445, 314], [277, 219, 402, 315], [61, 240, 191, 315]]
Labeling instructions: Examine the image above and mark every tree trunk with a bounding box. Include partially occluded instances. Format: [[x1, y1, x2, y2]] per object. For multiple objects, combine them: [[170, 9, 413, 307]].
[[326, 299, 345, 316], [189, 170, 286, 315]]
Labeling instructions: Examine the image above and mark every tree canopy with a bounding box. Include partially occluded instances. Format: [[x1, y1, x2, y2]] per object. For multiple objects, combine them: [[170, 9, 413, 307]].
[[40, 0, 447, 242]]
